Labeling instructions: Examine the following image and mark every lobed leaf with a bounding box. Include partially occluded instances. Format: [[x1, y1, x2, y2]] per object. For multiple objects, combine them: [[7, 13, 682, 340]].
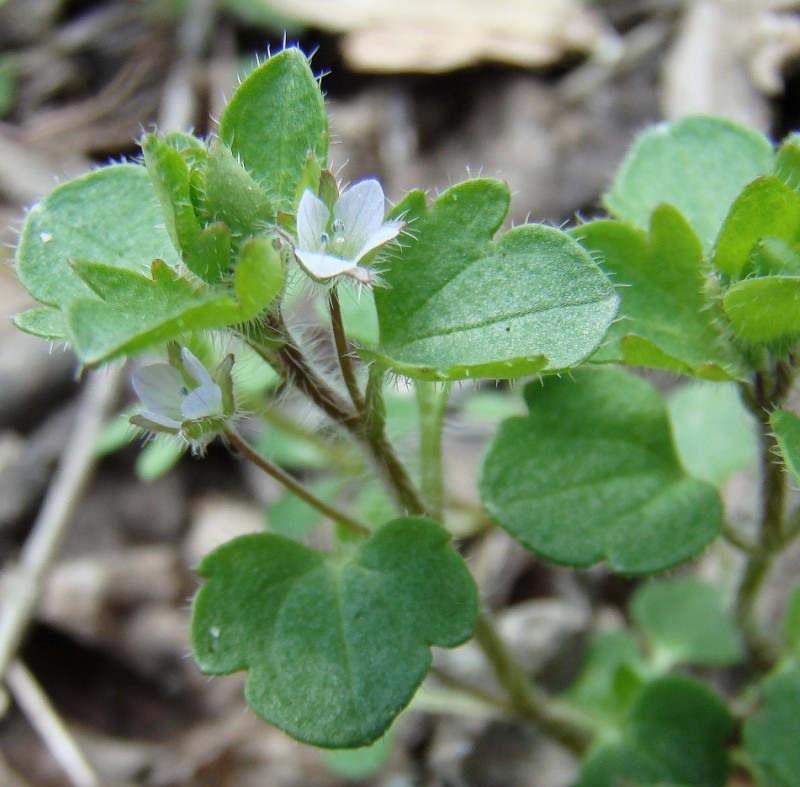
[[218, 47, 328, 212], [479, 367, 722, 575], [190, 517, 478, 748], [604, 115, 774, 248], [371, 179, 618, 381], [574, 205, 744, 379], [15, 163, 180, 308], [64, 237, 283, 365]]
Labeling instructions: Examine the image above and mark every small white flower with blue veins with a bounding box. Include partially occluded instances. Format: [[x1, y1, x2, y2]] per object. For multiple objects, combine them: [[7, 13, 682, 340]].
[[294, 178, 403, 284], [131, 345, 234, 453]]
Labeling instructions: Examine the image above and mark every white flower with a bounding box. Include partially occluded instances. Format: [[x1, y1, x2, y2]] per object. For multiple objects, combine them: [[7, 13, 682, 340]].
[[294, 179, 403, 283], [131, 346, 233, 453]]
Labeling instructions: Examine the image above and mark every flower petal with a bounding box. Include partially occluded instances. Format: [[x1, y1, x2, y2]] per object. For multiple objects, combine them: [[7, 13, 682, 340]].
[[131, 364, 184, 422], [181, 347, 214, 388], [354, 221, 403, 262], [333, 179, 385, 251], [182, 383, 223, 421], [297, 189, 330, 252], [295, 248, 357, 280]]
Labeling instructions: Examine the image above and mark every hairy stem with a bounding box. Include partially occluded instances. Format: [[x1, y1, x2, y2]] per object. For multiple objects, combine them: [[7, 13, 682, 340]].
[[416, 380, 450, 521], [735, 364, 794, 671], [473, 610, 594, 755], [224, 428, 371, 537], [328, 287, 367, 415]]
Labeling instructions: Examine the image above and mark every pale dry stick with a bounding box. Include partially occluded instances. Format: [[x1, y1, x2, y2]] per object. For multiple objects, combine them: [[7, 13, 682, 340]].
[[0, 367, 121, 785], [6, 661, 98, 787]]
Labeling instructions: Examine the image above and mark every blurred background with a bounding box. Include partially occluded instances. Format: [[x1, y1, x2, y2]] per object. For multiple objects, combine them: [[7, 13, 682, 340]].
[[0, 1, 799, 785]]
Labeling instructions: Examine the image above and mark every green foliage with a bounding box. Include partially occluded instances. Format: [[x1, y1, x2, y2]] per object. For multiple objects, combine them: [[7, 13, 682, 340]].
[[372, 180, 618, 380], [631, 578, 743, 669], [576, 676, 733, 787], [190, 517, 478, 747], [744, 661, 800, 786], [667, 382, 757, 485], [218, 47, 328, 211], [479, 367, 722, 574], [604, 115, 773, 247], [574, 205, 743, 379], [11, 40, 800, 779]]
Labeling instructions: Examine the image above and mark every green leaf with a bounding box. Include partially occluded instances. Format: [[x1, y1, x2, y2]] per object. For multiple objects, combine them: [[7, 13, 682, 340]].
[[184, 222, 231, 283], [13, 307, 67, 340], [723, 275, 800, 344], [16, 163, 181, 308], [574, 206, 743, 379], [577, 675, 733, 787], [201, 141, 275, 236], [190, 517, 477, 748], [667, 382, 757, 486], [65, 237, 283, 364], [712, 176, 800, 277], [604, 116, 774, 247], [371, 179, 618, 381], [771, 408, 800, 487], [744, 660, 800, 787], [218, 47, 327, 212], [631, 578, 743, 669], [479, 367, 722, 575]]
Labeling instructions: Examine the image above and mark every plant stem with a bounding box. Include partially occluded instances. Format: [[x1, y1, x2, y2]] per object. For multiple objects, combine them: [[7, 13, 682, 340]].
[[473, 609, 594, 755], [734, 365, 794, 671], [328, 287, 367, 415], [416, 380, 450, 521], [224, 428, 371, 537], [249, 316, 429, 516]]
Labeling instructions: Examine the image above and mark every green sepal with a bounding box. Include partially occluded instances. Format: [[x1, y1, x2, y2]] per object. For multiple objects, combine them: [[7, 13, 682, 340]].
[[576, 675, 734, 787], [604, 115, 774, 248], [712, 175, 800, 277], [723, 275, 800, 344], [574, 205, 744, 380], [190, 517, 478, 748], [318, 169, 339, 212], [770, 408, 800, 487], [201, 141, 274, 237], [13, 307, 67, 340], [218, 47, 328, 212], [141, 132, 202, 256], [775, 132, 800, 194], [370, 179, 618, 381], [479, 367, 722, 575], [183, 221, 231, 283]]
